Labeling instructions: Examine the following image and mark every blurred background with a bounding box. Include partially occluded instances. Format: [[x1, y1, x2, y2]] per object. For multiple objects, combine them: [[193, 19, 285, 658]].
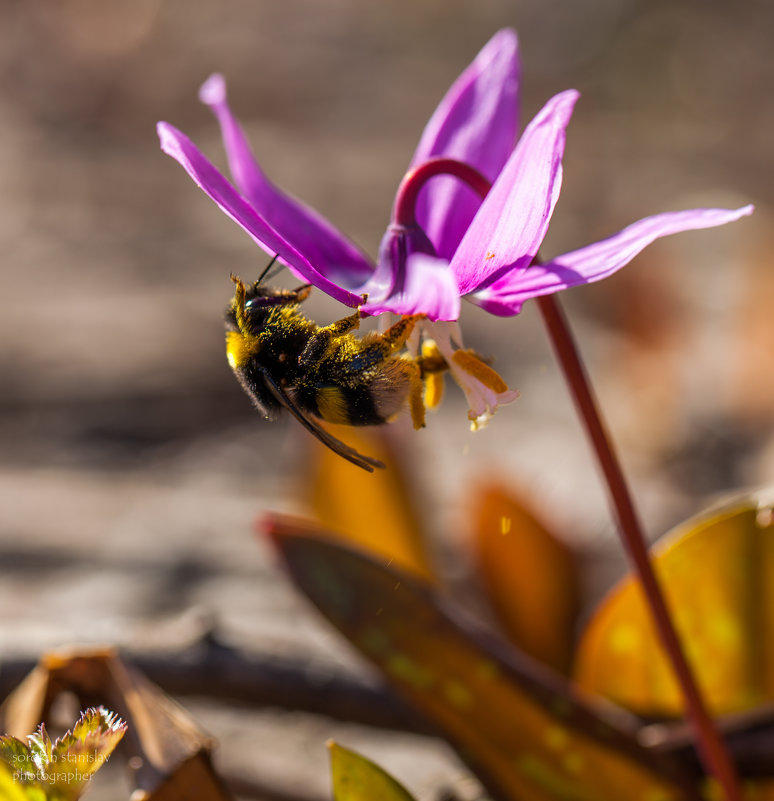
[[0, 0, 771, 797]]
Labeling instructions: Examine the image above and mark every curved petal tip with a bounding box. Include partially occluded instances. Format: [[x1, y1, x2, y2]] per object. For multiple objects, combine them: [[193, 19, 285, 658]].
[[485, 27, 519, 60], [199, 73, 227, 106], [157, 121, 182, 156]]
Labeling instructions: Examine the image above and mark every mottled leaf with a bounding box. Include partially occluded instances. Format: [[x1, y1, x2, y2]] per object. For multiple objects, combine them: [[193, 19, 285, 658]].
[[302, 425, 434, 581], [265, 514, 700, 801], [472, 483, 579, 673], [329, 742, 418, 801], [575, 491, 774, 717]]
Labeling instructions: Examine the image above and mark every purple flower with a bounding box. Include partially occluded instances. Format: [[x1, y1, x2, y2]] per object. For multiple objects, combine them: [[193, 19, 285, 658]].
[[158, 29, 752, 427]]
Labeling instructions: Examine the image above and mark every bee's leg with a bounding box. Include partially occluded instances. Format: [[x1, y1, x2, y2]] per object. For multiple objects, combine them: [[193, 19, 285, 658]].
[[286, 285, 313, 304], [343, 314, 423, 373], [299, 309, 362, 366], [374, 314, 423, 355], [252, 284, 312, 306], [404, 358, 426, 429]]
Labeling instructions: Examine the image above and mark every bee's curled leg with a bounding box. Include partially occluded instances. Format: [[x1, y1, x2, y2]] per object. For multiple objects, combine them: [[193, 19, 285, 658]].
[[405, 359, 426, 429], [299, 309, 362, 366], [376, 314, 423, 356]]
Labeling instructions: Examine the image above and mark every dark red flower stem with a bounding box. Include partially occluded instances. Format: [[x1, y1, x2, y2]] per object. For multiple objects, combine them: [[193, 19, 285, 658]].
[[396, 157, 741, 801], [535, 295, 740, 801]]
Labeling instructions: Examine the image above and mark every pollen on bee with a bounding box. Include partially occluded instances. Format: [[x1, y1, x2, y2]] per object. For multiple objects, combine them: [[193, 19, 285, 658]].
[[226, 330, 260, 369]]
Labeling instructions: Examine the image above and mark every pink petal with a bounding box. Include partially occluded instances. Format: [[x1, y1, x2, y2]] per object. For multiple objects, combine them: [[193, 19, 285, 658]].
[[451, 89, 579, 296], [157, 121, 364, 307], [360, 253, 461, 321], [199, 74, 374, 286], [410, 29, 520, 261], [470, 205, 755, 316]]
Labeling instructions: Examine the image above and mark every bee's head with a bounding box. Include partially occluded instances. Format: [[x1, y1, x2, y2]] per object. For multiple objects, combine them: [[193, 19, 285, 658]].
[[226, 276, 312, 330], [225, 276, 312, 371]]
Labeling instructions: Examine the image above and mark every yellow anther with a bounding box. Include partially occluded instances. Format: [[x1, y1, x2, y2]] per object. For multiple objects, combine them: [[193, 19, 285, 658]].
[[423, 372, 445, 410], [451, 349, 509, 393]]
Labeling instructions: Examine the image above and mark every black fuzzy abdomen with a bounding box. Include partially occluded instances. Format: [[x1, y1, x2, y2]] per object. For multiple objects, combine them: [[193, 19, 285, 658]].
[[292, 382, 381, 426]]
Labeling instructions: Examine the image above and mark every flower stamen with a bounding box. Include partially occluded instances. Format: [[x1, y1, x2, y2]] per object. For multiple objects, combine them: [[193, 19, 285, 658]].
[[418, 340, 446, 411], [451, 349, 509, 394]]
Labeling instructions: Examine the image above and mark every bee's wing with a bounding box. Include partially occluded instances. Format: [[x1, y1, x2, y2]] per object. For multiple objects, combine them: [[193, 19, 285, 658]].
[[258, 368, 385, 473]]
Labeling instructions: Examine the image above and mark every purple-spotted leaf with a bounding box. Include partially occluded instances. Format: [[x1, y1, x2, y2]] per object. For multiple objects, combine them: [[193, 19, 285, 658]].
[[264, 515, 700, 801], [575, 490, 774, 717], [472, 483, 579, 674], [329, 742, 418, 801]]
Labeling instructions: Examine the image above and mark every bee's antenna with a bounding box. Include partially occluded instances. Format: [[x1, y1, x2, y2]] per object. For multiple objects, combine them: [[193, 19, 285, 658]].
[[256, 254, 280, 286]]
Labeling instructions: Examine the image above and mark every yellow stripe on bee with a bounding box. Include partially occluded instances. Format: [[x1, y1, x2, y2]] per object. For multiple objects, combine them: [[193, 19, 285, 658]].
[[316, 387, 351, 424], [226, 330, 261, 370], [451, 349, 509, 392]]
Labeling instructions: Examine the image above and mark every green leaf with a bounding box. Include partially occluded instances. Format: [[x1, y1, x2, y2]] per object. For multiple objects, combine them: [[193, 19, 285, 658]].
[[0, 735, 36, 777], [49, 707, 126, 787], [0, 707, 126, 801], [0, 759, 46, 801], [330, 742, 418, 801]]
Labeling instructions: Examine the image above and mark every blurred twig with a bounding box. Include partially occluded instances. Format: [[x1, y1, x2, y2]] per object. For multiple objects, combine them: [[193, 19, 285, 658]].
[[0, 632, 431, 735], [642, 703, 774, 780], [3, 633, 774, 780]]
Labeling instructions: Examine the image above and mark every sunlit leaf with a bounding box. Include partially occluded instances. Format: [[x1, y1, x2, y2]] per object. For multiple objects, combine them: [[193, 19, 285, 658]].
[[574, 491, 774, 717], [50, 707, 126, 787], [0, 649, 230, 801], [0, 708, 125, 801], [0, 760, 44, 801], [472, 483, 579, 673], [302, 424, 434, 581], [265, 514, 700, 801], [329, 742, 418, 801], [0, 734, 35, 777]]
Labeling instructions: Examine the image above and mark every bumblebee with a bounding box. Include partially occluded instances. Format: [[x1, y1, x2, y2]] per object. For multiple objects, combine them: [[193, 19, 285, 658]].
[[225, 274, 441, 471]]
